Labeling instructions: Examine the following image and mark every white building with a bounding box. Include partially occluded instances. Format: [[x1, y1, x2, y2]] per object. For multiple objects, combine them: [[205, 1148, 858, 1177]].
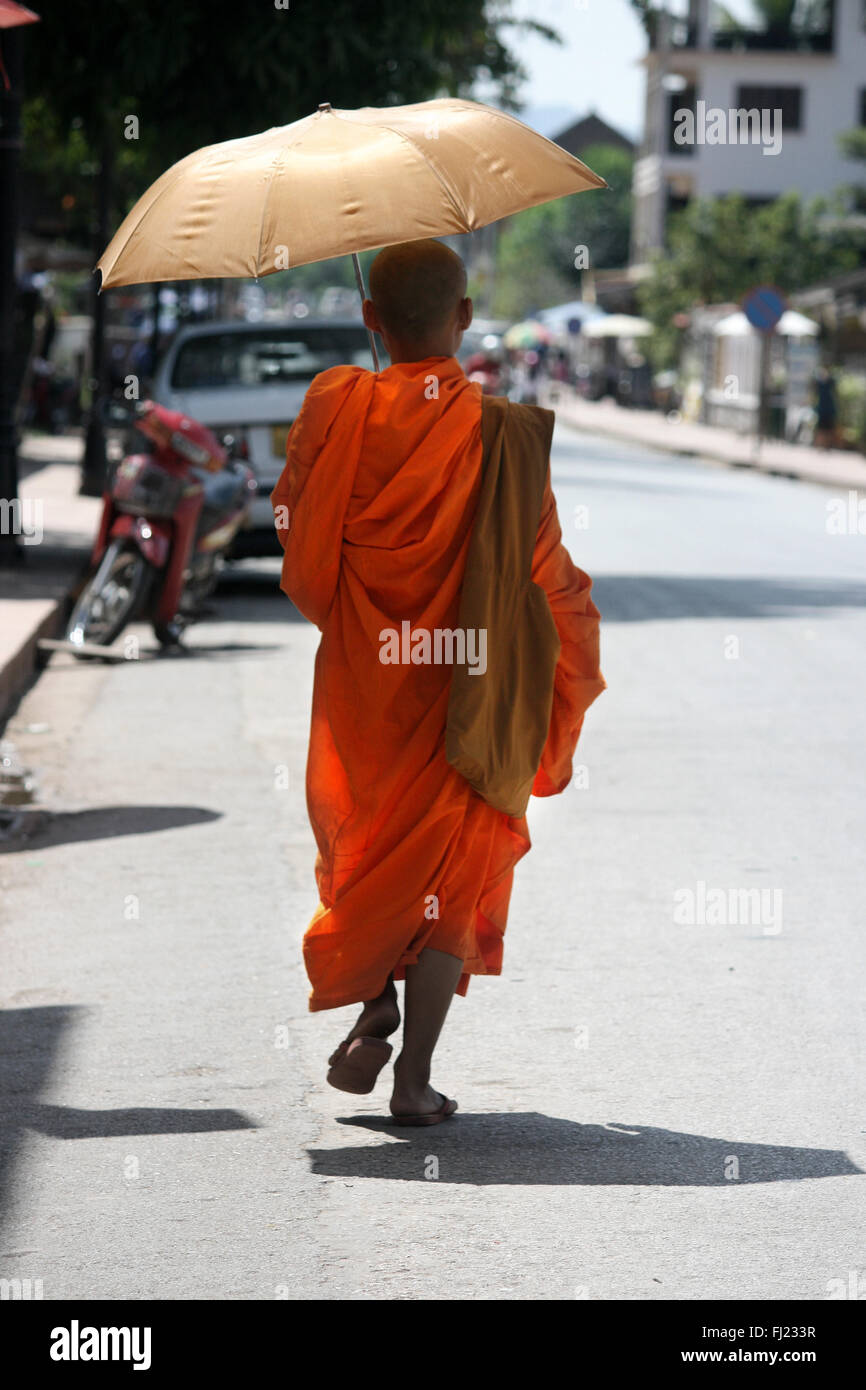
[[631, 0, 866, 264]]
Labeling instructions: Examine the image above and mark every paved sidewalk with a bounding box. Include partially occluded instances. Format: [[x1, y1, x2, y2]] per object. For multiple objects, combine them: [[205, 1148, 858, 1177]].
[[544, 387, 866, 491], [0, 433, 101, 730]]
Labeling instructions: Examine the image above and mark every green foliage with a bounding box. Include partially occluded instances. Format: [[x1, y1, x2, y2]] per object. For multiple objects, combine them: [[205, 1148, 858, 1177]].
[[837, 373, 866, 448], [571, 144, 634, 270], [838, 128, 866, 163], [21, 97, 156, 245], [492, 144, 632, 319], [21, 0, 556, 232], [638, 192, 866, 367], [492, 200, 577, 319], [627, 1, 659, 42]]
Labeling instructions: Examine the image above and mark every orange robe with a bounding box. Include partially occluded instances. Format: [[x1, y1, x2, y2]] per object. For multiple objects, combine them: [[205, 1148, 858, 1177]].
[[271, 355, 605, 1012]]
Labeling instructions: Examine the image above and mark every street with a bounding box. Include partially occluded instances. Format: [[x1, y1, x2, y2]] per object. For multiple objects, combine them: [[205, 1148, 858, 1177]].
[[2, 421, 864, 1301]]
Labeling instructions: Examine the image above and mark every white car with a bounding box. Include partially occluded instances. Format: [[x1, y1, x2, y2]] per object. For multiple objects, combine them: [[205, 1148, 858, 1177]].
[[151, 320, 379, 555]]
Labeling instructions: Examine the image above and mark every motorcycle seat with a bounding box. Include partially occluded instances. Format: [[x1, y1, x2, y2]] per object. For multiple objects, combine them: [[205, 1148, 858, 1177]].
[[195, 465, 249, 533]]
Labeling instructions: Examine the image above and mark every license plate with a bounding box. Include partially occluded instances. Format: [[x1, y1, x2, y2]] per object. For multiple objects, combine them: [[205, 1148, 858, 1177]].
[[271, 423, 292, 458]]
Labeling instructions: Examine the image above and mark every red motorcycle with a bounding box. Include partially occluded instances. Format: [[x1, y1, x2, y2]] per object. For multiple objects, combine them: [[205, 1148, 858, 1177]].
[[66, 400, 256, 652]]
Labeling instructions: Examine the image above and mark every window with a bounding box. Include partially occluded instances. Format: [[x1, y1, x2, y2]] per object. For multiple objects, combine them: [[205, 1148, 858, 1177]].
[[171, 327, 376, 390], [737, 85, 803, 131], [859, 89, 866, 127], [668, 84, 697, 155]]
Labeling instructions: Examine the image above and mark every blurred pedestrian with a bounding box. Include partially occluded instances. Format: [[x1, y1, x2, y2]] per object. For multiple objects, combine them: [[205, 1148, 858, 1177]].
[[814, 367, 839, 449]]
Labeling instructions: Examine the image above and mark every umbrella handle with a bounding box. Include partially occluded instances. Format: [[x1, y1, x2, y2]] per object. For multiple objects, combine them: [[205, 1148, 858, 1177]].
[[352, 252, 380, 373]]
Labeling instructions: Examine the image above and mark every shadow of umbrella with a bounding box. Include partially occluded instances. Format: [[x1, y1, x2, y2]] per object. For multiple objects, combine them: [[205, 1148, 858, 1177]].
[[0, 1007, 255, 1232], [22, 1104, 255, 1139], [307, 1112, 864, 1187], [0, 804, 221, 854]]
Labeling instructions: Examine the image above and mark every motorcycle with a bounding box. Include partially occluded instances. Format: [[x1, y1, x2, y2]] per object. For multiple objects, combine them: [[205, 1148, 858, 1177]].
[[66, 399, 256, 653]]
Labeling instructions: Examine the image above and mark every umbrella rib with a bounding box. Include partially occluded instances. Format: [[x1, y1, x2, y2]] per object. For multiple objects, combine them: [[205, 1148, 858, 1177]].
[[252, 120, 312, 278], [100, 126, 306, 284], [332, 111, 472, 230], [254, 153, 285, 280]]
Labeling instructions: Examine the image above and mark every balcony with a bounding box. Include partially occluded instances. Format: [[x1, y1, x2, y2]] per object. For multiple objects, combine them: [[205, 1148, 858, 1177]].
[[711, 25, 834, 54], [652, 1, 835, 54]]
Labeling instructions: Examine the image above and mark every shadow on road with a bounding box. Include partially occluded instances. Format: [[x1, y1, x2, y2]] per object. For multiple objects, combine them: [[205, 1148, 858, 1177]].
[[196, 571, 866, 630], [0, 804, 221, 855], [309, 1113, 864, 1186], [146, 640, 285, 660], [211, 566, 308, 626], [0, 1007, 255, 1232], [593, 575, 866, 623]]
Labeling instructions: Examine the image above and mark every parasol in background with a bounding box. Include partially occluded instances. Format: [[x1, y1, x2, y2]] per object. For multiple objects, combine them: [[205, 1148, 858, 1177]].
[[503, 320, 556, 350]]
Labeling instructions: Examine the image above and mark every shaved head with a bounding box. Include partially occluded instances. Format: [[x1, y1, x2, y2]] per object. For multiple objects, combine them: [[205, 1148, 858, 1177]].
[[368, 240, 468, 344]]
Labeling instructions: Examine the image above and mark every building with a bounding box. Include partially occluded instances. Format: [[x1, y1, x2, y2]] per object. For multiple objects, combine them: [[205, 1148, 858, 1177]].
[[794, 265, 866, 373], [551, 112, 634, 161], [631, 0, 866, 264]]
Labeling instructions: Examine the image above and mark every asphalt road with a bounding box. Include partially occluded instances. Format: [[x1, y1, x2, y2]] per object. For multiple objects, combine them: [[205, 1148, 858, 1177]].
[[1, 423, 864, 1300]]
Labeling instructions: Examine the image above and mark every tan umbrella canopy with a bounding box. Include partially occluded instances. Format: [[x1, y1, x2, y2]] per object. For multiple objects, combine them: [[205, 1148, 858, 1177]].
[[97, 96, 605, 367], [98, 97, 605, 287]]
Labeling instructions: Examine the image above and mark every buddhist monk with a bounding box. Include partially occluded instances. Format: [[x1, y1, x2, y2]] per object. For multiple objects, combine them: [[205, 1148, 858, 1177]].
[[271, 239, 605, 1125]]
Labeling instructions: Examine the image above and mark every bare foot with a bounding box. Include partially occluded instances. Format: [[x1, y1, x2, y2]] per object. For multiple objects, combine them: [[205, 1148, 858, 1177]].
[[328, 979, 400, 1067]]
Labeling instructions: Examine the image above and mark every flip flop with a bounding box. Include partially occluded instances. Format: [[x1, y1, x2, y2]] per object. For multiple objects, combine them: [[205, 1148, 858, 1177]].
[[326, 1036, 393, 1094], [390, 1093, 458, 1127]]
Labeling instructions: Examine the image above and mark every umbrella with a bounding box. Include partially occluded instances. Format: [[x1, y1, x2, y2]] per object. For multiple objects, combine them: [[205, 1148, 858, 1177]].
[[96, 97, 606, 368], [713, 309, 819, 338], [583, 314, 653, 339], [536, 300, 606, 332], [503, 320, 555, 350], [0, 0, 39, 91], [0, 1, 38, 25]]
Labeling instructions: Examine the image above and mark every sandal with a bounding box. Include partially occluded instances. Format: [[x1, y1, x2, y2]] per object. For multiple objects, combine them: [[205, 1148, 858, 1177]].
[[390, 1093, 458, 1127]]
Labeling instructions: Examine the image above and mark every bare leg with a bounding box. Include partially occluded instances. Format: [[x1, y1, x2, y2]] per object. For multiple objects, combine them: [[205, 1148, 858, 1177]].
[[328, 974, 400, 1067], [390, 947, 463, 1117]]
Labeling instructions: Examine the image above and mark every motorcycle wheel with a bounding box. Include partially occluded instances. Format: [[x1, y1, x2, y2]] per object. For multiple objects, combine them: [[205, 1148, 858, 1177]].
[[65, 539, 152, 654]]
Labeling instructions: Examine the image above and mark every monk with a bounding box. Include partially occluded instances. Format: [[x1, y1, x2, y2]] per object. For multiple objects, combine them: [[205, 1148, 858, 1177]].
[[271, 239, 605, 1125]]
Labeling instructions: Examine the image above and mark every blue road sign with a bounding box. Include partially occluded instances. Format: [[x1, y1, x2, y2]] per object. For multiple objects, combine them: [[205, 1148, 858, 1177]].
[[742, 285, 786, 334]]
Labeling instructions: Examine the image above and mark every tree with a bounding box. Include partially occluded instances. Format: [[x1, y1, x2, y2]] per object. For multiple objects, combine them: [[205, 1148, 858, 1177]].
[[20, 0, 560, 488], [638, 191, 865, 367], [492, 144, 632, 319]]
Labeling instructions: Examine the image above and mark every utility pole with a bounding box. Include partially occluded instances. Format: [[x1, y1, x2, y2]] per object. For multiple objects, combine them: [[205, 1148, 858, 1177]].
[[0, 28, 25, 565], [79, 119, 113, 496], [0, 7, 41, 565]]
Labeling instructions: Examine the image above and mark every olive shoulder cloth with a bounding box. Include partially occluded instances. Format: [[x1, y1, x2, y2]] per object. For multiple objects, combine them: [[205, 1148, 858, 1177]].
[[445, 393, 561, 817]]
